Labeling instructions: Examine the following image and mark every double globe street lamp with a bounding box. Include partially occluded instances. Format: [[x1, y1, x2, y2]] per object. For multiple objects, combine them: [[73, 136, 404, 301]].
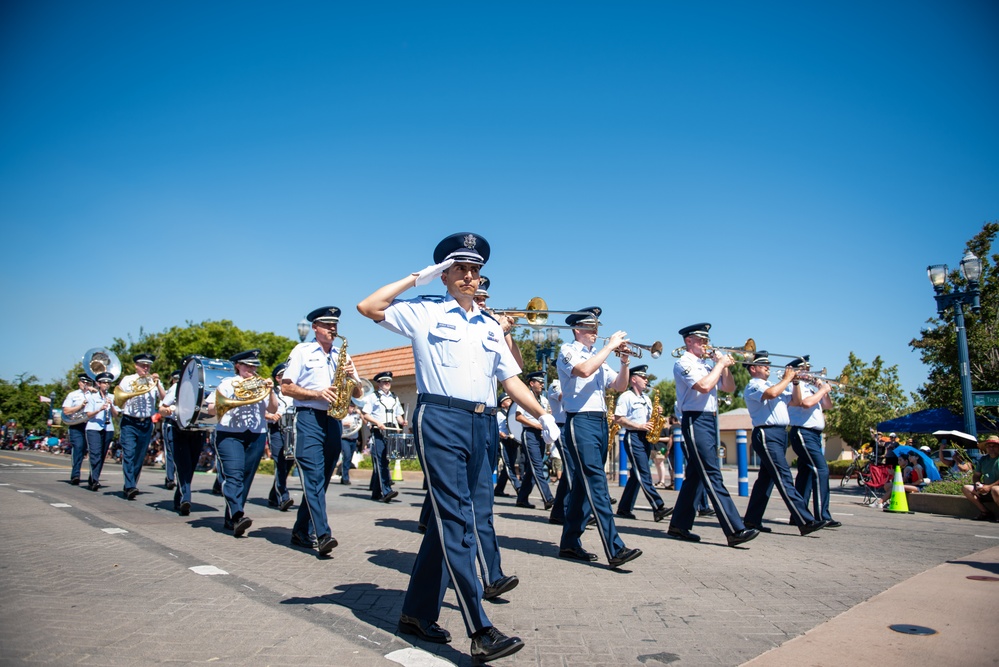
[[927, 250, 982, 440], [532, 327, 560, 379]]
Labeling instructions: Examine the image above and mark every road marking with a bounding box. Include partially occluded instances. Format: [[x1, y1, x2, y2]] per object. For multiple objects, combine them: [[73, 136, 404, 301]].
[[17, 489, 34, 493], [51, 503, 72, 508], [833, 512, 854, 516], [0, 453, 67, 469], [190, 565, 228, 576], [0, 483, 8, 485], [975, 535, 999, 540], [101, 528, 128, 535], [385, 647, 456, 666]]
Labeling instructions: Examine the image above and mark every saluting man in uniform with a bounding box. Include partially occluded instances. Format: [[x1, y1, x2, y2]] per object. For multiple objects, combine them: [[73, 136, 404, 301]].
[[117, 353, 166, 500], [266, 362, 296, 511], [281, 306, 363, 557], [358, 232, 558, 663], [363, 370, 405, 502], [614, 365, 673, 522], [207, 349, 278, 537], [514, 371, 555, 511], [84, 371, 118, 491], [667, 324, 758, 547], [556, 307, 642, 569], [160, 359, 207, 516], [493, 394, 520, 497], [789, 358, 839, 528], [62, 373, 94, 485], [743, 353, 826, 536], [160, 370, 180, 490]]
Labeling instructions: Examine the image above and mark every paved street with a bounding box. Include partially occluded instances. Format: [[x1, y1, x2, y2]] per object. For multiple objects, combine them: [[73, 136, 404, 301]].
[[1, 449, 995, 666]]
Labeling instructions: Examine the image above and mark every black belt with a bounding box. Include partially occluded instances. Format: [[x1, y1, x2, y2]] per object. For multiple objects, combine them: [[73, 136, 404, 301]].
[[122, 415, 151, 424], [296, 407, 328, 413], [757, 424, 789, 429], [682, 411, 716, 417], [418, 393, 496, 416], [790, 425, 823, 433]]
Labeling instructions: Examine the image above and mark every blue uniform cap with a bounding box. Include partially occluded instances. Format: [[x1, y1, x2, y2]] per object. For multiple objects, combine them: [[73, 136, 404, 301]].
[[170, 370, 181, 380], [307, 306, 341, 323], [373, 371, 393, 382], [630, 365, 649, 377], [133, 353, 155, 365], [77, 373, 93, 383], [748, 351, 771, 366], [678, 323, 711, 339], [525, 371, 545, 384], [565, 306, 602, 328], [271, 361, 288, 379], [475, 275, 490, 297], [94, 371, 114, 383], [787, 355, 810, 368], [433, 232, 490, 266], [230, 349, 262, 367]]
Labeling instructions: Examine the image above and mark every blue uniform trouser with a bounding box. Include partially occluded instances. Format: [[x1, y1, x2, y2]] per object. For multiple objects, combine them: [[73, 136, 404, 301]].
[[119, 416, 153, 491], [369, 430, 394, 499], [618, 431, 666, 514], [495, 437, 521, 494], [85, 429, 113, 485], [548, 430, 579, 523], [215, 430, 267, 523], [173, 428, 204, 508], [162, 420, 176, 482], [516, 428, 553, 505], [472, 420, 503, 586], [669, 412, 745, 537], [790, 426, 831, 522], [744, 426, 815, 527], [340, 438, 357, 483], [268, 426, 293, 505], [292, 408, 341, 540], [403, 401, 491, 637], [560, 412, 625, 561], [693, 482, 710, 512], [68, 425, 86, 480]]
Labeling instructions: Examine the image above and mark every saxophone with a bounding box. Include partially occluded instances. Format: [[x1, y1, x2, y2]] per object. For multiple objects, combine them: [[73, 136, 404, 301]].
[[328, 335, 356, 419], [607, 393, 620, 447], [646, 388, 665, 444]]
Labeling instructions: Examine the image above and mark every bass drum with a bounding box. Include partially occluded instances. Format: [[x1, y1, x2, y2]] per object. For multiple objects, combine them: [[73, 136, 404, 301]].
[[177, 357, 235, 430], [507, 406, 524, 442]]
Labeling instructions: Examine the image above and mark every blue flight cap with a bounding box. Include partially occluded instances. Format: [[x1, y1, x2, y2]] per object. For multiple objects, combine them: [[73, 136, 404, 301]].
[[373, 371, 394, 382], [630, 365, 649, 377], [565, 307, 601, 328], [307, 306, 341, 323], [526, 371, 546, 384], [433, 232, 490, 266], [475, 275, 490, 297], [94, 371, 114, 383], [133, 353, 155, 365], [678, 323, 711, 339], [749, 351, 771, 366], [272, 361, 288, 380], [230, 349, 262, 367]]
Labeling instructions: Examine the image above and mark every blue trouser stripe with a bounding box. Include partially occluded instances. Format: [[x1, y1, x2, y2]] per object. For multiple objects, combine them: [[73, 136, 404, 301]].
[[516, 429, 553, 505], [744, 426, 814, 527], [618, 431, 664, 514], [369, 431, 394, 499], [162, 420, 176, 481], [790, 427, 831, 521], [670, 413, 743, 536]]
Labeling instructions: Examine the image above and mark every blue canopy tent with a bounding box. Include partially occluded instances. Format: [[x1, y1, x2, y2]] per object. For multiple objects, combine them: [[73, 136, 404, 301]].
[[889, 444, 942, 482], [877, 407, 996, 436]]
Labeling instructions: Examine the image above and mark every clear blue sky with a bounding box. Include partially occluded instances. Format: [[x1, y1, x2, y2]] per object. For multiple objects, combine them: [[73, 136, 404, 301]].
[[2, 2, 996, 397]]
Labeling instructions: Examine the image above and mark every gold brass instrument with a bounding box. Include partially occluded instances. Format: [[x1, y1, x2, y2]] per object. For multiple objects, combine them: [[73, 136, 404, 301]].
[[490, 297, 590, 329], [670, 338, 757, 361], [113, 375, 156, 408], [607, 394, 620, 446], [215, 376, 272, 420], [328, 335, 356, 419], [600, 338, 663, 359], [646, 388, 665, 444]]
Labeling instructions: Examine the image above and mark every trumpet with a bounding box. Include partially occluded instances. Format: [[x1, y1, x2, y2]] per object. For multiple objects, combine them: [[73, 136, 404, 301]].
[[490, 296, 592, 329], [670, 338, 757, 361], [599, 338, 663, 359]]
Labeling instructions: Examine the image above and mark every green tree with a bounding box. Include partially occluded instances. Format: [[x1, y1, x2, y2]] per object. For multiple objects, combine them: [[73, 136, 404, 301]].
[[825, 353, 908, 448], [0, 373, 67, 434], [910, 221, 999, 421]]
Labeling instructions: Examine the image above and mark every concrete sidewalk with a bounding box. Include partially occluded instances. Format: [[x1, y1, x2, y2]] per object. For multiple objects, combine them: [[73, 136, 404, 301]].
[[0, 450, 994, 666]]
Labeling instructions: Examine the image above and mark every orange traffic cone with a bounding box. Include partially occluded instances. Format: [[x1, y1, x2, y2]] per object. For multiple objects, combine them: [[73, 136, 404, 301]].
[[391, 458, 404, 482], [884, 465, 914, 514]]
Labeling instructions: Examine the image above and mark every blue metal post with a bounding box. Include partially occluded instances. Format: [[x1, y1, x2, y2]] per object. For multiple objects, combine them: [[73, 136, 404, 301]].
[[736, 428, 748, 496], [618, 433, 628, 486], [672, 425, 685, 492]]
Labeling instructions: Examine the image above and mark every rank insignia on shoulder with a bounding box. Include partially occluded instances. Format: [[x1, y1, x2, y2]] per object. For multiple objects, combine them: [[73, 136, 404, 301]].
[[561, 351, 572, 364], [486, 331, 499, 342]]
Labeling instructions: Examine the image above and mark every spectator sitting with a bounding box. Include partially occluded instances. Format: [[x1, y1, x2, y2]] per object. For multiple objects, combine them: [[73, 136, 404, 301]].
[[876, 453, 925, 508], [941, 448, 973, 479], [963, 435, 999, 521]]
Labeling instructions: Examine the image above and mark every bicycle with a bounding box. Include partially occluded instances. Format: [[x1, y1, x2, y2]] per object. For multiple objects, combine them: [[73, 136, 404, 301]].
[[839, 445, 873, 487]]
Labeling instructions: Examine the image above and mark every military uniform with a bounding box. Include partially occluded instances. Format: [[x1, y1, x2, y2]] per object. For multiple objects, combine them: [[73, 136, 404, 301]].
[[161, 362, 207, 516], [61, 374, 93, 484], [614, 366, 671, 521], [514, 372, 554, 509], [267, 362, 295, 510], [789, 370, 834, 524], [364, 371, 404, 501], [117, 353, 164, 499], [84, 372, 118, 491]]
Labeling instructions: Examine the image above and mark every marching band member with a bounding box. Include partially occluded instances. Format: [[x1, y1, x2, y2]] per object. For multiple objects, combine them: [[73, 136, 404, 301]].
[[742, 352, 825, 536], [337, 401, 363, 485], [556, 307, 641, 569], [514, 371, 555, 510], [789, 358, 839, 528], [362, 371, 405, 502], [357, 232, 557, 662], [614, 365, 673, 522], [546, 378, 571, 525], [159, 360, 206, 516], [84, 372, 119, 491], [207, 349, 278, 537], [667, 324, 757, 546], [160, 370, 180, 490], [493, 394, 520, 497], [266, 362, 295, 511], [61, 373, 94, 485], [280, 306, 363, 556], [116, 353, 166, 500]]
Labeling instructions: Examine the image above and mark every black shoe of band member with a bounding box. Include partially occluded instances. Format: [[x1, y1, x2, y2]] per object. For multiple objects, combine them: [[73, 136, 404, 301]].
[[178, 501, 191, 516], [482, 575, 519, 600], [558, 547, 598, 562], [586, 516, 597, 527], [543, 499, 555, 510], [398, 614, 452, 644], [515, 501, 536, 509], [70, 478, 80, 486], [125, 487, 139, 500], [233, 515, 252, 538], [608, 547, 642, 569], [417, 523, 426, 534], [615, 510, 636, 520], [653, 506, 674, 522], [381, 490, 399, 503], [317, 534, 338, 555], [727, 528, 760, 548], [548, 517, 564, 525], [165, 478, 176, 490], [666, 528, 701, 542], [494, 491, 509, 497], [471, 626, 524, 662], [290, 531, 318, 549], [799, 519, 828, 536], [744, 522, 772, 533], [278, 498, 294, 512], [697, 508, 716, 517], [824, 520, 843, 528]]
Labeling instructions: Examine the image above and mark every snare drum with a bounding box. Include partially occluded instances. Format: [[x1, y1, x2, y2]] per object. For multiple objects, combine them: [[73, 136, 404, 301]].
[[177, 357, 235, 430], [386, 432, 416, 459]]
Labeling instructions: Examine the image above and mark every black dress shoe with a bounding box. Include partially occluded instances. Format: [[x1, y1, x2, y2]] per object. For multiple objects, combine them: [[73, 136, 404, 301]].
[[654, 506, 674, 522], [88, 480, 101, 491], [70, 478, 80, 486], [548, 516, 564, 525], [727, 528, 760, 547], [494, 490, 510, 497], [697, 508, 716, 517], [165, 478, 176, 490], [125, 487, 139, 500], [800, 520, 828, 536], [823, 520, 842, 528], [317, 534, 338, 555], [558, 547, 598, 562], [482, 575, 519, 600], [279, 498, 294, 512], [211, 482, 222, 496], [233, 515, 253, 537], [586, 516, 597, 527], [667, 528, 701, 542], [178, 501, 191, 516], [417, 523, 426, 534], [381, 490, 399, 503], [398, 614, 451, 644], [609, 497, 617, 505], [290, 531, 318, 549], [340, 479, 351, 485], [515, 501, 536, 509], [268, 499, 279, 508], [608, 547, 642, 569], [615, 510, 636, 520], [471, 626, 523, 662], [543, 499, 555, 510], [744, 522, 772, 533]]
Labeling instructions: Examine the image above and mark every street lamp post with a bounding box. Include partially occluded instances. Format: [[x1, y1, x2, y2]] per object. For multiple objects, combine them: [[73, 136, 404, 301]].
[[47, 390, 56, 437], [927, 250, 982, 440], [297, 318, 311, 343], [532, 327, 559, 378]]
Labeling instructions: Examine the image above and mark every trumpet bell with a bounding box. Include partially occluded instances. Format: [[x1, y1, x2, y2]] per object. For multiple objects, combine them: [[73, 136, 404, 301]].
[[82, 347, 122, 382]]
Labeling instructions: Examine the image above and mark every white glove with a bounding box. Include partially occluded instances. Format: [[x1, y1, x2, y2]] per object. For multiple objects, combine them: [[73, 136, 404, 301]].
[[539, 413, 560, 445], [413, 259, 455, 287]]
